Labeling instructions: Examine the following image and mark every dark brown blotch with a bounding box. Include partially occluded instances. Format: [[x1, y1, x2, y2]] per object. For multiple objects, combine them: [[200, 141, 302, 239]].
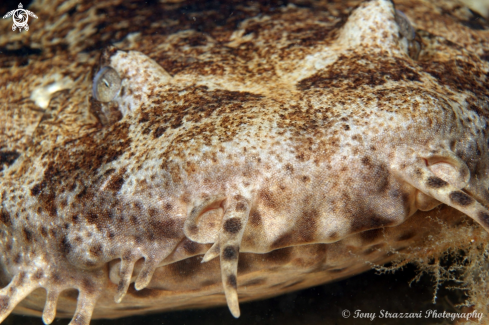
[[223, 217, 242, 234], [420, 57, 486, 99], [41, 193, 58, 218], [414, 168, 423, 178], [249, 209, 262, 227], [13, 253, 21, 264], [243, 278, 266, 286], [235, 202, 247, 212], [360, 228, 383, 244], [478, 211, 489, 228], [82, 278, 96, 295], [59, 288, 78, 300], [297, 209, 318, 242], [259, 188, 279, 210], [149, 218, 181, 239], [106, 174, 125, 192], [0, 295, 11, 312], [227, 274, 237, 289], [168, 256, 202, 278], [350, 213, 394, 233], [200, 279, 219, 287], [182, 239, 199, 254], [148, 208, 159, 218], [60, 236, 72, 254], [90, 244, 103, 257], [271, 233, 293, 249], [361, 156, 372, 166], [30, 181, 45, 196], [187, 224, 198, 235], [34, 269, 44, 280], [297, 55, 420, 91], [0, 209, 11, 226], [264, 247, 293, 263], [449, 191, 474, 206], [460, 9, 489, 30], [86, 212, 100, 225], [164, 203, 173, 211], [285, 164, 294, 173], [397, 230, 416, 241], [223, 246, 239, 261], [17, 271, 26, 283], [426, 176, 448, 188], [51, 272, 63, 284], [0, 151, 20, 170], [22, 227, 33, 243], [153, 126, 167, 139], [328, 232, 339, 240]]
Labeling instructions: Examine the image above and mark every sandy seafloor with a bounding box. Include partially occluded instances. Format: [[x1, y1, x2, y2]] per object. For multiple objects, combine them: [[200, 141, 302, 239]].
[[5, 264, 468, 325]]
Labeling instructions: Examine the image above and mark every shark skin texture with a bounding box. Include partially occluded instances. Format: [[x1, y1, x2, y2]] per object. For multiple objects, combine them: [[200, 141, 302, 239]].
[[0, 0, 489, 324]]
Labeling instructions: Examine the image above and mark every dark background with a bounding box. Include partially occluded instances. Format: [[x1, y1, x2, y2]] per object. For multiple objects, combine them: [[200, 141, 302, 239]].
[[5, 264, 464, 325]]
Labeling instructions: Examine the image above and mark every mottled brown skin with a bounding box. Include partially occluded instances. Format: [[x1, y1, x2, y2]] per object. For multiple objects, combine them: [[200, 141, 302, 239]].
[[0, 0, 489, 324]]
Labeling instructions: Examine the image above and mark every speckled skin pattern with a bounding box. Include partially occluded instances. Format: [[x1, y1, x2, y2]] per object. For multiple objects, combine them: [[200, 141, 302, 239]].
[[1, 0, 489, 324]]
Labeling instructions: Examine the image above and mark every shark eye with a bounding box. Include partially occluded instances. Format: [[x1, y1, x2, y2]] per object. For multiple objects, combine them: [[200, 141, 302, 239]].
[[395, 9, 415, 41], [93, 66, 121, 102]]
